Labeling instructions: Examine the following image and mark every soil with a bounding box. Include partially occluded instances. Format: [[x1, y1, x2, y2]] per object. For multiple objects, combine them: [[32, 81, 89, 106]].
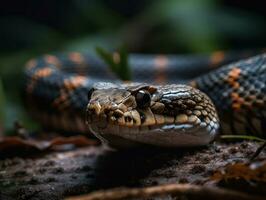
[[0, 141, 265, 200]]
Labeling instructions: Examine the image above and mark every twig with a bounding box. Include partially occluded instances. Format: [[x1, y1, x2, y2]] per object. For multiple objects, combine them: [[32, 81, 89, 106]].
[[250, 141, 266, 161], [220, 135, 266, 142], [65, 183, 264, 200]]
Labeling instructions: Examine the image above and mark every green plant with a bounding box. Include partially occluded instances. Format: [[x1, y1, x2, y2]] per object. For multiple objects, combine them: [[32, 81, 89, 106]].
[[96, 46, 131, 81]]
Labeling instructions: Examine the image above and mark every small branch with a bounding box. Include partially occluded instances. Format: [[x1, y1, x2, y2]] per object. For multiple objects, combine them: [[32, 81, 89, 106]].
[[250, 141, 266, 161], [220, 135, 266, 142], [65, 183, 264, 200]]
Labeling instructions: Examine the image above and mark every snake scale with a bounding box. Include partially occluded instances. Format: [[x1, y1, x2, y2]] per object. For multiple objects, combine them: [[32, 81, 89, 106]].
[[23, 51, 266, 148]]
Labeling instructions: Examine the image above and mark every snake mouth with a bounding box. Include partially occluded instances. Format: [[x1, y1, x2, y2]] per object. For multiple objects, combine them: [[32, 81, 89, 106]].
[[86, 82, 220, 147], [87, 118, 219, 147], [86, 105, 219, 147]]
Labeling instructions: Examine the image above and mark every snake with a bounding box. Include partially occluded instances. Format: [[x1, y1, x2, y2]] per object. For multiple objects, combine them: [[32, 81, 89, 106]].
[[23, 51, 266, 148]]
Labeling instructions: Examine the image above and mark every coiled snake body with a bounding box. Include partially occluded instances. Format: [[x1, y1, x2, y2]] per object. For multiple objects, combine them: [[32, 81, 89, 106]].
[[24, 51, 266, 147]]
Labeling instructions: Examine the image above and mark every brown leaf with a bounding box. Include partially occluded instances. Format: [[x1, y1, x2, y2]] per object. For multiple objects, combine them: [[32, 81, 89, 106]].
[[211, 162, 266, 183], [0, 136, 99, 158], [65, 183, 264, 200]]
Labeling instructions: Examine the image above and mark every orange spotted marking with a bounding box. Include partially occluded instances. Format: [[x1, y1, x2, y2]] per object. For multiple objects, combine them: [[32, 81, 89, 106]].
[[228, 67, 253, 110], [25, 59, 37, 69], [53, 92, 68, 104], [53, 92, 68, 107], [69, 52, 85, 64], [232, 103, 241, 110], [52, 91, 72, 111], [34, 68, 53, 78], [210, 51, 225, 67], [27, 68, 53, 93], [227, 67, 241, 87], [63, 76, 87, 90], [227, 67, 243, 111], [228, 67, 241, 79], [154, 55, 168, 84], [232, 82, 240, 89], [52, 76, 87, 110], [44, 55, 61, 67], [231, 92, 242, 110]]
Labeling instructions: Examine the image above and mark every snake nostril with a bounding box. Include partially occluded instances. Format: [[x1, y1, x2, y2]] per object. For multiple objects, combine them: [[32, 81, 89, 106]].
[[87, 107, 96, 115], [139, 111, 146, 123], [86, 107, 96, 123], [104, 109, 111, 115], [125, 116, 132, 122], [113, 110, 124, 118]]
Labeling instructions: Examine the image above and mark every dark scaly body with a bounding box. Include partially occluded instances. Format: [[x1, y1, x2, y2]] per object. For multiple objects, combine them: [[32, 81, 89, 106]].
[[193, 54, 266, 136], [23, 51, 266, 143]]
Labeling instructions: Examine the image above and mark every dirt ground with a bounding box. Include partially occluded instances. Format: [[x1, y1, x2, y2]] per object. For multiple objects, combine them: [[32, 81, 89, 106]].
[[0, 140, 265, 200]]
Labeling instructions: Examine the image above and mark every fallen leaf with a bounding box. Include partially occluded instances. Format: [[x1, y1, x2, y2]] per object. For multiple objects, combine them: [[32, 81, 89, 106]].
[[0, 135, 99, 158]]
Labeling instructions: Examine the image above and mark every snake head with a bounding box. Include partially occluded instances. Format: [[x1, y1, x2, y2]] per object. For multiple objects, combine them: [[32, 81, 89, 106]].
[[86, 82, 219, 148]]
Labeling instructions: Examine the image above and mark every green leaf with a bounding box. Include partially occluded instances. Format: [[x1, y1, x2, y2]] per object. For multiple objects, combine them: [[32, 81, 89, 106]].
[[117, 46, 131, 81], [95, 46, 131, 81], [95, 46, 118, 73], [0, 78, 6, 132]]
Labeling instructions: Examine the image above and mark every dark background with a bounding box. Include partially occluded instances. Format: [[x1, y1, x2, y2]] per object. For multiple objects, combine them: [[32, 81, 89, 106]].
[[0, 0, 266, 132]]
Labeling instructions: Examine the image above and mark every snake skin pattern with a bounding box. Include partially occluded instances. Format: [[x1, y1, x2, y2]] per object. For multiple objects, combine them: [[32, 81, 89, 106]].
[[23, 51, 266, 147], [86, 82, 219, 147], [193, 54, 266, 137]]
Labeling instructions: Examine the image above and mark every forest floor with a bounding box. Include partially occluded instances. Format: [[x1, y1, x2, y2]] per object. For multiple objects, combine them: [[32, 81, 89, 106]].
[[0, 135, 265, 200]]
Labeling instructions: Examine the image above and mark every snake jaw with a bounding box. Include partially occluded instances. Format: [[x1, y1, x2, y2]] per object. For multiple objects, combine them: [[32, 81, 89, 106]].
[[86, 82, 220, 148]]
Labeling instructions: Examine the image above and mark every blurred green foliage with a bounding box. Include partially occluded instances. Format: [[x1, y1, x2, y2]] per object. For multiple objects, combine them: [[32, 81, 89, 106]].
[[0, 0, 265, 133], [0, 78, 6, 130], [96, 46, 131, 80]]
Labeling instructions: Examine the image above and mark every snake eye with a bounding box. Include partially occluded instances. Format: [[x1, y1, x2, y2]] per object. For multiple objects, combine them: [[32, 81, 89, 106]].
[[136, 90, 151, 108], [88, 88, 95, 101]]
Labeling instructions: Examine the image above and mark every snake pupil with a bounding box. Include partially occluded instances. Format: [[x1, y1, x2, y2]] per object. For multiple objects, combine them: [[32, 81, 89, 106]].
[[136, 90, 151, 108]]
